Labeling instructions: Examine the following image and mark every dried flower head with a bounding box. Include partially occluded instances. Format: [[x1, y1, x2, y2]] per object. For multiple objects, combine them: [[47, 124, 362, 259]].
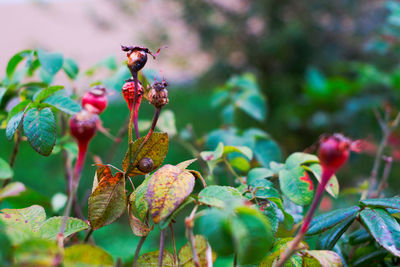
[[147, 79, 169, 108]]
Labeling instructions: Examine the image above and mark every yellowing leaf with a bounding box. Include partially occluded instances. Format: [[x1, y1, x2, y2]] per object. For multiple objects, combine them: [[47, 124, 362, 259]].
[[123, 132, 169, 176], [178, 235, 216, 267], [146, 164, 195, 224]]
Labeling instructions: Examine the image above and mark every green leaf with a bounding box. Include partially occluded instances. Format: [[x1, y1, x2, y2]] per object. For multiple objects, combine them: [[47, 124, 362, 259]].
[[157, 110, 177, 137], [6, 50, 32, 79], [0, 87, 6, 105], [303, 163, 339, 198], [63, 58, 79, 79], [6, 111, 24, 141], [39, 68, 54, 84], [0, 182, 25, 201], [137, 251, 176, 267], [146, 164, 195, 223], [88, 167, 126, 230], [198, 208, 234, 256], [198, 185, 242, 208], [259, 238, 308, 266], [178, 235, 215, 266], [304, 250, 343, 267], [254, 139, 281, 168], [23, 107, 56, 156], [235, 91, 266, 121], [359, 208, 400, 257], [130, 175, 151, 221], [279, 166, 314, 206], [0, 205, 46, 245], [13, 238, 59, 267], [250, 179, 280, 199], [317, 216, 355, 250], [223, 145, 253, 160], [37, 49, 63, 75], [247, 168, 274, 185], [352, 249, 387, 266], [64, 244, 114, 267], [43, 94, 81, 115], [38, 217, 88, 240], [348, 229, 372, 245], [233, 206, 274, 265], [360, 197, 400, 210], [307, 206, 360, 235], [128, 205, 150, 237], [8, 99, 30, 119], [256, 200, 279, 233], [123, 132, 169, 177], [0, 157, 13, 180], [229, 156, 250, 172], [285, 152, 319, 169], [33, 85, 64, 102]]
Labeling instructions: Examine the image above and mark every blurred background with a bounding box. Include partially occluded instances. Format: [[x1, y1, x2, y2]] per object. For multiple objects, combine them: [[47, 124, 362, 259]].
[[1, 0, 400, 265]]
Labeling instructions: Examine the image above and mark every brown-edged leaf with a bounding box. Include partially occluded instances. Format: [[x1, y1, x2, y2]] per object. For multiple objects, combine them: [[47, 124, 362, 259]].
[[123, 132, 169, 176], [137, 251, 176, 267], [146, 164, 195, 224], [88, 166, 126, 230], [128, 201, 150, 237]]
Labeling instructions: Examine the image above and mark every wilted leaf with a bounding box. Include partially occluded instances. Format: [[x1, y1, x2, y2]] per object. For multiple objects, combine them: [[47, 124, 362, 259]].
[[359, 208, 400, 257], [137, 251, 176, 267], [307, 206, 360, 236], [64, 244, 114, 267], [128, 206, 150, 237], [38, 217, 88, 240], [88, 167, 126, 230], [13, 238, 59, 267], [0, 182, 25, 201], [123, 132, 169, 176], [198, 185, 242, 208], [279, 166, 314, 206], [304, 250, 343, 267], [147, 164, 195, 223], [23, 107, 56, 156], [178, 235, 216, 267], [0, 157, 13, 180]]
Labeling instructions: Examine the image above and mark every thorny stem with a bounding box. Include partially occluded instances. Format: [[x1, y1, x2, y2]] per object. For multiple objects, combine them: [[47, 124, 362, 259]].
[[185, 205, 200, 267], [376, 156, 393, 197], [276, 168, 334, 267], [170, 224, 178, 266], [132, 235, 147, 267], [158, 229, 166, 267], [2, 129, 22, 188]]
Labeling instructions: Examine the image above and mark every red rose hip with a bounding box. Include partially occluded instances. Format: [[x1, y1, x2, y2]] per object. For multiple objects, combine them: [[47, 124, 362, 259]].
[[81, 86, 108, 114]]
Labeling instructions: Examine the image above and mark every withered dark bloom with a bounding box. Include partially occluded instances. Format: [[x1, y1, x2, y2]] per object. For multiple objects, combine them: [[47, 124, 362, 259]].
[[147, 80, 169, 108]]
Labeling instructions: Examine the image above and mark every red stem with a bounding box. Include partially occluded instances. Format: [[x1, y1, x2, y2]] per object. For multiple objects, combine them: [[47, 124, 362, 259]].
[[276, 167, 335, 267]]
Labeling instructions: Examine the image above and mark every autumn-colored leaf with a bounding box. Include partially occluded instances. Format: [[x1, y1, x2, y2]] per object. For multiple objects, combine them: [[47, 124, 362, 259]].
[[123, 132, 169, 177], [88, 166, 126, 230], [178, 235, 216, 267], [146, 163, 195, 224], [128, 200, 150, 237]]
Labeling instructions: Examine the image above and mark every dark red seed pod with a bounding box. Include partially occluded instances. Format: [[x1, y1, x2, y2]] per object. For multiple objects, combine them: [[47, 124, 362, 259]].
[[127, 50, 148, 73], [70, 109, 99, 143], [318, 133, 352, 170], [147, 80, 169, 108], [81, 86, 108, 114], [138, 157, 154, 173], [122, 80, 144, 111]]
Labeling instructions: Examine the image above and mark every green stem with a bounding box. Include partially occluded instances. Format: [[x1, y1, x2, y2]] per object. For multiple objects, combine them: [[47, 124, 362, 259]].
[[83, 228, 94, 243], [2, 130, 22, 188]]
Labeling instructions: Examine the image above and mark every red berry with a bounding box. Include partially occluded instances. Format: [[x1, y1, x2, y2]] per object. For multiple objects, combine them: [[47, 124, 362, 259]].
[[70, 109, 99, 143], [122, 80, 144, 111], [318, 134, 352, 170], [81, 86, 108, 114]]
